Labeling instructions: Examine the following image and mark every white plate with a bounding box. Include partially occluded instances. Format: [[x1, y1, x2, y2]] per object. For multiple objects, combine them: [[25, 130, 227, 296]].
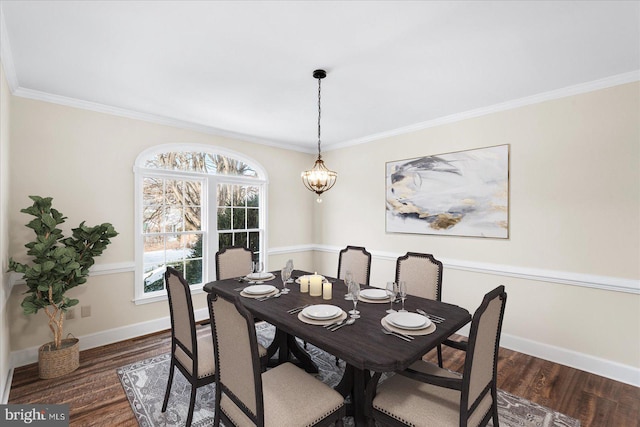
[[301, 304, 342, 320], [360, 289, 388, 300], [386, 312, 430, 330], [246, 272, 273, 280], [243, 284, 276, 295]]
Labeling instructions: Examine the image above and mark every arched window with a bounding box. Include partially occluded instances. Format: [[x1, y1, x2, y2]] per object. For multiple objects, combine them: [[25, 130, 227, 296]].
[[134, 144, 268, 303]]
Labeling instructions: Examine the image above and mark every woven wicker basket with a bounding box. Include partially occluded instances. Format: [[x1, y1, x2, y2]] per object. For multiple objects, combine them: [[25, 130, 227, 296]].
[[38, 338, 80, 379]]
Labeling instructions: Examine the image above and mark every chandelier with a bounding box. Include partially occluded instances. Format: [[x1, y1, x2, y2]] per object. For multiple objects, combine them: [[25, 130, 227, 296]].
[[301, 69, 337, 203]]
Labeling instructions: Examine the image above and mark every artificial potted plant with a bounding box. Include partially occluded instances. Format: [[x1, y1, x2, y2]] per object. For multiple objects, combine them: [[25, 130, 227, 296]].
[[8, 196, 118, 379]]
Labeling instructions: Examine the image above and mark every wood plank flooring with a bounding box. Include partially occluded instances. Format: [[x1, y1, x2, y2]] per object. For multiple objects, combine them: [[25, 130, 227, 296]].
[[9, 328, 639, 427]]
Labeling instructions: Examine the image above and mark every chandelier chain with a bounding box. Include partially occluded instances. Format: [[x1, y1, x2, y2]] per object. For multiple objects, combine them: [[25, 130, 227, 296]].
[[317, 77, 322, 158]]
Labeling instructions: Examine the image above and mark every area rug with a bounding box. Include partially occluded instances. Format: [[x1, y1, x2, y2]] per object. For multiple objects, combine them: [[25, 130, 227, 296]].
[[118, 323, 580, 427]]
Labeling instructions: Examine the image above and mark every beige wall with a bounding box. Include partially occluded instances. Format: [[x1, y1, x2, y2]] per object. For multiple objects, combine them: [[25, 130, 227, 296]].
[[5, 80, 639, 385], [1, 61, 11, 402], [7, 96, 317, 351], [314, 82, 640, 370]]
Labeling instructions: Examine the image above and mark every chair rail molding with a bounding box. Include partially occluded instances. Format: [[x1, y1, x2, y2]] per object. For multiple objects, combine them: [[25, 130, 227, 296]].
[[307, 244, 640, 295], [9, 250, 638, 295], [9, 261, 135, 289]]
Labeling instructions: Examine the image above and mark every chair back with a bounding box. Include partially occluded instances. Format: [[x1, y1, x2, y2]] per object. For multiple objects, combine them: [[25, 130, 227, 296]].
[[462, 286, 507, 417], [216, 246, 253, 280], [395, 252, 443, 301], [165, 267, 197, 363], [337, 245, 372, 286], [208, 291, 264, 425]]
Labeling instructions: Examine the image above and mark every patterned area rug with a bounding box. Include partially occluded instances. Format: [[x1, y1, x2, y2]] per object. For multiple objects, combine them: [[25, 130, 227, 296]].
[[118, 323, 580, 427]]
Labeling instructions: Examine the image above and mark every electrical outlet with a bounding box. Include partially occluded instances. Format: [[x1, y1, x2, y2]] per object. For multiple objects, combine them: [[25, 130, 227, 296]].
[[66, 309, 75, 320], [81, 305, 91, 318]]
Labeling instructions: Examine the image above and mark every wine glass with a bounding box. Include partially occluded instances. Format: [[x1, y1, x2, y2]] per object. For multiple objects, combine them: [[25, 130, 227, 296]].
[[398, 281, 408, 312], [253, 261, 264, 275], [252, 261, 264, 283], [285, 259, 294, 282], [348, 280, 361, 319], [344, 270, 354, 300], [386, 282, 398, 314], [280, 267, 291, 294]]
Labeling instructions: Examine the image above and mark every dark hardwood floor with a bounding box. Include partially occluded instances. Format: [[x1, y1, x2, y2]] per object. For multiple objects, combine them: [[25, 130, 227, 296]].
[[9, 327, 639, 427]]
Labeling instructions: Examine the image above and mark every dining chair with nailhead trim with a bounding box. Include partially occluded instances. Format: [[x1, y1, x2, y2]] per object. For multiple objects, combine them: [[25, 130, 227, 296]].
[[208, 290, 346, 427], [365, 285, 507, 427], [395, 252, 445, 367]]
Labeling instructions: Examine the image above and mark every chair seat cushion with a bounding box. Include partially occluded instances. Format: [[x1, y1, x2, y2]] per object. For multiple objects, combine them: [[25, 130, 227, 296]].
[[373, 361, 492, 427], [221, 362, 344, 427]]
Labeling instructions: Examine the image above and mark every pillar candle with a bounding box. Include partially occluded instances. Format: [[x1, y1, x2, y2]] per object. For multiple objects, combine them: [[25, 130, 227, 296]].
[[309, 274, 322, 297], [300, 276, 309, 293], [322, 281, 332, 300]]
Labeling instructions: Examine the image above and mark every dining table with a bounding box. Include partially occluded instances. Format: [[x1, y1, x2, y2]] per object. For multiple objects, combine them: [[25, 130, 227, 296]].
[[203, 269, 472, 426]]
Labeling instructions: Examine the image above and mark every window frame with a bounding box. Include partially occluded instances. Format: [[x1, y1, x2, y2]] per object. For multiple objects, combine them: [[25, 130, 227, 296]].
[[133, 143, 268, 304]]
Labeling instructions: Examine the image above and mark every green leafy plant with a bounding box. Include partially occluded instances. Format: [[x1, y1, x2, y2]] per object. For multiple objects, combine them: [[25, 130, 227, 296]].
[[8, 196, 118, 349]]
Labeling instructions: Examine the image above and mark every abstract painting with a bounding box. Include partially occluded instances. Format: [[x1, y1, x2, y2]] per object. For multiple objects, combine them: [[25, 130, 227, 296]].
[[386, 145, 509, 238]]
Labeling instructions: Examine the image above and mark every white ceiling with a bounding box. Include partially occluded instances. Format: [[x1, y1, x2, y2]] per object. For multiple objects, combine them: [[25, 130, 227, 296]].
[[1, 1, 638, 152]]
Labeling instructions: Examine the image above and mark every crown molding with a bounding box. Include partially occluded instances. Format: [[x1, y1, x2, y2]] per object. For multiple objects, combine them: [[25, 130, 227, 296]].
[[325, 70, 640, 152], [6, 67, 638, 156], [11, 86, 315, 154]]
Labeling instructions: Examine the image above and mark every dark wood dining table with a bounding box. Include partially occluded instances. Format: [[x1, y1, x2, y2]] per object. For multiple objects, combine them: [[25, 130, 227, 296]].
[[203, 269, 471, 426]]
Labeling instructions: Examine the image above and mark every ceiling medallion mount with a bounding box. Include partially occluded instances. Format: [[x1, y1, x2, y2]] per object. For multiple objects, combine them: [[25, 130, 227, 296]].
[[301, 69, 337, 203]]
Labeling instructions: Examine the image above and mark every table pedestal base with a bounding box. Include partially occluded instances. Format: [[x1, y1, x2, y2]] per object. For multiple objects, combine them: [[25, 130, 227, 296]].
[[266, 328, 318, 373]]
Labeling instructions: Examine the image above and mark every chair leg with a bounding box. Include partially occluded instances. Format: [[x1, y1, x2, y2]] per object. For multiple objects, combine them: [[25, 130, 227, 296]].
[[437, 344, 443, 368], [493, 409, 500, 427], [161, 360, 175, 412], [492, 387, 500, 427], [185, 384, 197, 427]]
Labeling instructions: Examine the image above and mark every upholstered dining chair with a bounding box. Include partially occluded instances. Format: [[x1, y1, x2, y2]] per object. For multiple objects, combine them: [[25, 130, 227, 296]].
[[395, 252, 445, 366], [337, 245, 372, 286], [163, 267, 269, 427], [162, 267, 217, 427], [365, 285, 507, 427], [207, 291, 346, 427], [216, 246, 253, 280]]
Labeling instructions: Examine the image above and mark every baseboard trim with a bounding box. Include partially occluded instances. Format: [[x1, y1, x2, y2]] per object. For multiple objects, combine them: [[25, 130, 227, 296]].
[[1, 367, 12, 404], [454, 324, 639, 388], [9, 308, 638, 388], [10, 308, 209, 369]]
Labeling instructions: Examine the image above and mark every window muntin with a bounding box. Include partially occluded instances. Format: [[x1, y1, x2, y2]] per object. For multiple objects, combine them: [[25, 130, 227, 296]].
[[217, 183, 261, 257], [135, 145, 267, 303], [142, 176, 204, 293], [144, 151, 258, 177]]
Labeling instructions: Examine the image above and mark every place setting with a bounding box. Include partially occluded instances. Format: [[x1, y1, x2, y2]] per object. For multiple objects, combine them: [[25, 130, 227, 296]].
[[297, 304, 347, 326], [358, 287, 390, 304], [381, 311, 436, 341], [243, 261, 276, 284], [239, 284, 280, 300]]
